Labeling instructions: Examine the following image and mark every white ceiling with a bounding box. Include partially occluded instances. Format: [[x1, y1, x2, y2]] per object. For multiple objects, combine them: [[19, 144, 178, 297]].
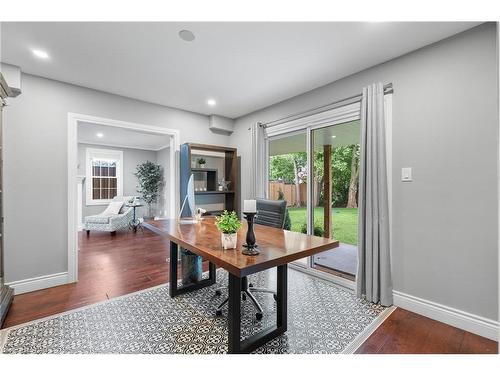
[[78, 122, 171, 151], [1, 22, 480, 118], [269, 120, 360, 155]]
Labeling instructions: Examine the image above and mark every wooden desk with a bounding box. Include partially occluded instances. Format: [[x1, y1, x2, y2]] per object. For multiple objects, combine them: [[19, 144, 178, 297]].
[[144, 217, 339, 353]]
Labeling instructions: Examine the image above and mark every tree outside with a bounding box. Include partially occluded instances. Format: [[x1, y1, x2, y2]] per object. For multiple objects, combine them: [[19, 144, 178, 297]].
[[268, 143, 360, 244]]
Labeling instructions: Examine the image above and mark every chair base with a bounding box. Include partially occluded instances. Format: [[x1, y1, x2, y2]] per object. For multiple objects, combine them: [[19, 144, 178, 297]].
[[214, 276, 277, 320]]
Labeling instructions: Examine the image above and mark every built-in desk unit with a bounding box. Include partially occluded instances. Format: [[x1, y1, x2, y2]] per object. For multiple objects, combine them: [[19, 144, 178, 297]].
[[180, 143, 238, 217]]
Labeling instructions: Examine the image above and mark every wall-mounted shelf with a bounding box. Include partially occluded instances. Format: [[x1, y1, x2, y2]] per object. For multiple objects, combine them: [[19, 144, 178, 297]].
[[195, 191, 235, 195]]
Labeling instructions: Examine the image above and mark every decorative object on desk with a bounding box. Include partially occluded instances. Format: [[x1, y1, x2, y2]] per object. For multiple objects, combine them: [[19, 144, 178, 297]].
[[134, 161, 163, 220], [242, 199, 259, 255], [215, 210, 241, 250], [195, 207, 206, 221], [197, 157, 206, 168]]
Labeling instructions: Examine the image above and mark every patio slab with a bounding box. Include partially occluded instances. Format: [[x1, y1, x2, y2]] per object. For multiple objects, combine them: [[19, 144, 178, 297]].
[[314, 242, 357, 276]]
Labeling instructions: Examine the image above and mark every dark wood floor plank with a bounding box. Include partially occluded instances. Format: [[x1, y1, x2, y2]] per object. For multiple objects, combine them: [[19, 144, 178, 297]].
[[2, 230, 498, 354], [460, 332, 498, 354], [357, 308, 497, 354]]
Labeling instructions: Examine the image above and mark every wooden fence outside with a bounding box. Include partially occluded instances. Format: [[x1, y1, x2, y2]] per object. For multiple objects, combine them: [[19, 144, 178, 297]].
[[268, 181, 307, 207]]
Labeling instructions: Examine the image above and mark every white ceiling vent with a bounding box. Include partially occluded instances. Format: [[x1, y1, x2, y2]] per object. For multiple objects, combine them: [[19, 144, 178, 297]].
[[209, 115, 234, 134]]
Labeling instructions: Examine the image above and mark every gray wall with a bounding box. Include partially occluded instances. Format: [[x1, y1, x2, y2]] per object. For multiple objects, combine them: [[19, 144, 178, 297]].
[[77, 143, 157, 218], [156, 146, 170, 218], [3, 74, 230, 283], [230, 23, 499, 321]]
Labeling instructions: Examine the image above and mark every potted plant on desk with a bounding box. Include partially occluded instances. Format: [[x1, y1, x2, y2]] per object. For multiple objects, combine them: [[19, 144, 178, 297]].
[[215, 210, 241, 250]]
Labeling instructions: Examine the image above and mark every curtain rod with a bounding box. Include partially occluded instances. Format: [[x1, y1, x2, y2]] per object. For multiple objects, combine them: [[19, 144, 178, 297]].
[[261, 83, 393, 128]]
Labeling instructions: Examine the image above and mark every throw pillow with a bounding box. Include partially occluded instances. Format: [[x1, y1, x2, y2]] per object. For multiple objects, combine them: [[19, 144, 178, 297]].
[[102, 201, 124, 216]]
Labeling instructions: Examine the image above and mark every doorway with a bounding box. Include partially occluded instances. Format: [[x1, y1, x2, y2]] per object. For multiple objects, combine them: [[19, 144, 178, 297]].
[[67, 113, 180, 283]]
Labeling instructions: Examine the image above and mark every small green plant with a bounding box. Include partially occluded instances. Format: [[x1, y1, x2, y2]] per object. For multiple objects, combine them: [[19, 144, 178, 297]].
[[215, 210, 242, 234], [197, 158, 206, 165], [300, 222, 325, 237]]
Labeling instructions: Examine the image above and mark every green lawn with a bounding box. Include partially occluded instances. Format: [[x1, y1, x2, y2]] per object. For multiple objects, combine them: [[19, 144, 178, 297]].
[[287, 207, 358, 245]]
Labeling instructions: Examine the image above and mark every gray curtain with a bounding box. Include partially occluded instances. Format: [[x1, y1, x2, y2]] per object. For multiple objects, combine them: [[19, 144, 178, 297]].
[[356, 83, 393, 306], [251, 122, 267, 199]]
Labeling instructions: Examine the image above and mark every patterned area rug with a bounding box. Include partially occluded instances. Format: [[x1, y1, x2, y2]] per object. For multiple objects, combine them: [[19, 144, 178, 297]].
[[0, 268, 393, 354]]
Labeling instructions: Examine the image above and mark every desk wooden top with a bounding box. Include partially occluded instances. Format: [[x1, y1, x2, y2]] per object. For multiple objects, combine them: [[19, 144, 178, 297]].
[[144, 217, 339, 277]]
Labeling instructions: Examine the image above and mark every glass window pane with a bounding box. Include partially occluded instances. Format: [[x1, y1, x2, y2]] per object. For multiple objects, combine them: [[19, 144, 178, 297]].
[[109, 166, 116, 177], [92, 178, 100, 189], [101, 189, 109, 200], [109, 178, 117, 189], [100, 178, 109, 189], [92, 189, 100, 200], [109, 188, 117, 199]]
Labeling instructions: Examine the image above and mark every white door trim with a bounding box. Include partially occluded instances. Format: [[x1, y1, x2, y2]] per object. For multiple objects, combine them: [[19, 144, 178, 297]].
[[67, 113, 180, 283]]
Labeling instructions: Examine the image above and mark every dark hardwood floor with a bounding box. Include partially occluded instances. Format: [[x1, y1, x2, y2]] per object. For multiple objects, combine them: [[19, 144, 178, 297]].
[[2, 229, 498, 354], [356, 308, 497, 354]]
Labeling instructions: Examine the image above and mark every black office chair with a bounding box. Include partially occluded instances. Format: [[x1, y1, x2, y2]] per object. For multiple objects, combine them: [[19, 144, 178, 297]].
[[215, 198, 287, 320]]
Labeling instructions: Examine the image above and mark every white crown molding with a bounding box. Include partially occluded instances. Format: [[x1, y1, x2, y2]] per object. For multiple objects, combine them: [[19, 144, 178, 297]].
[[77, 140, 169, 152], [393, 290, 499, 341], [6, 272, 69, 295]]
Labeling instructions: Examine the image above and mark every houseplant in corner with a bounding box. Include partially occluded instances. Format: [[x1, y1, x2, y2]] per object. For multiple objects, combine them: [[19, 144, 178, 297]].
[[134, 161, 163, 220], [215, 210, 242, 250]]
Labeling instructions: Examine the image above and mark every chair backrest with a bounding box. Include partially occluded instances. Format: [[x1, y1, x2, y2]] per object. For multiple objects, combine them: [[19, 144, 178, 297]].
[[255, 198, 287, 229]]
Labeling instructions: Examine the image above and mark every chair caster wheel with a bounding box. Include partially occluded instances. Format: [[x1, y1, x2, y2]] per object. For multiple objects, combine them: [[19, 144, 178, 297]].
[[273, 293, 277, 301], [216, 310, 222, 317], [242, 293, 246, 301], [215, 290, 222, 296], [249, 283, 254, 287], [256, 312, 263, 321]]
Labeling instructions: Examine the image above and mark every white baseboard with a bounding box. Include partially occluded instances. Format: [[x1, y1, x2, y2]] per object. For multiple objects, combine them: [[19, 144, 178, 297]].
[[6, 272, 69, 295], [393, 290, 499, 341]]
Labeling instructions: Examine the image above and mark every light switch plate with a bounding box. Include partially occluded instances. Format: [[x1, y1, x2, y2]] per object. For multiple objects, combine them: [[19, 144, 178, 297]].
[[401, 167, 412, 182]]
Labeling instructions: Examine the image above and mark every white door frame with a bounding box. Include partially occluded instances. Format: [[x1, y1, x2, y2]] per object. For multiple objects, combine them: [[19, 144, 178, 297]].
[[67, 113, 180, 283]]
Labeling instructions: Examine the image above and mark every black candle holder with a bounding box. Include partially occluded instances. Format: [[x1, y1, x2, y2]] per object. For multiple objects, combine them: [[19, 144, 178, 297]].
[[242, 212, 259, 256]]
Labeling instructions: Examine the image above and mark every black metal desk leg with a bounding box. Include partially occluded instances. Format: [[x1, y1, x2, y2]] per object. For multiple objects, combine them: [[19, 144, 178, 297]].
[[277, 264, 287, 329], [227, 273, 242, 354], [169, 241, 178, 298], [169, 240, 217, 298]]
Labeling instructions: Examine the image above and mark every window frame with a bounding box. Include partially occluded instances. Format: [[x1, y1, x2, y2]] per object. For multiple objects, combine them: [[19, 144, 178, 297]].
[[85, 147, 124, 206]]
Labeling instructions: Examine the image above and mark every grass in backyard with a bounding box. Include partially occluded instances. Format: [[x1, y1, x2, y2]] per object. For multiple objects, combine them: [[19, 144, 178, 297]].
[[287, 207, 358, 245]]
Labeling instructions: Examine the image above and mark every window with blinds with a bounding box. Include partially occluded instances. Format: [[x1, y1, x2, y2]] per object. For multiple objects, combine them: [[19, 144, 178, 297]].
[[91, 159, 118, 200], [85, 148, 123, 205]]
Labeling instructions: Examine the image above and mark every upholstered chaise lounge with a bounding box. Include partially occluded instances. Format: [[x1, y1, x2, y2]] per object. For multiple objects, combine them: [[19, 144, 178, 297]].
[[83, 196, 136, 235]]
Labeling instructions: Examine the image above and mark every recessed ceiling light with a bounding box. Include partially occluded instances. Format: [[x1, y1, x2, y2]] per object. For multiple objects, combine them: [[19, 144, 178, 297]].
[[96, 132, 104, 138], [331, 135, 337, 139], [179, 29, 195, 42], [207, 99, 216, 106], [32, 49, 49, 59]]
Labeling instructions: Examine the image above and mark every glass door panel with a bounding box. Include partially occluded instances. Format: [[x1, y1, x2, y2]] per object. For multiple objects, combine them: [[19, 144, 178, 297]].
[[267, 131, 308, 266], [311, 120, 360, 280]]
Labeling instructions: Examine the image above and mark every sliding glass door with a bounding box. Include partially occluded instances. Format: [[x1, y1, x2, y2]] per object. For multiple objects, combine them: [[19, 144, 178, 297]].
[[265, 102, 361, 279], [267, 131, 308, 266], [310, 120, 360, 280]]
